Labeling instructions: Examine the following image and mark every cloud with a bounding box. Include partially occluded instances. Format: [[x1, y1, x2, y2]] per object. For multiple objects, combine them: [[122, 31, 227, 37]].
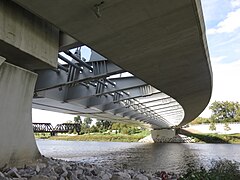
[[207, 8, 240, 34], [231, 0, 240, 8], [201, 0, 232, 28], [200, 59, 240, 117]]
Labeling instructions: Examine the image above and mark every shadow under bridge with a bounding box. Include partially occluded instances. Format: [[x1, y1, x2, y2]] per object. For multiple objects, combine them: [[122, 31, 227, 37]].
[[33, 49, 185, 129]]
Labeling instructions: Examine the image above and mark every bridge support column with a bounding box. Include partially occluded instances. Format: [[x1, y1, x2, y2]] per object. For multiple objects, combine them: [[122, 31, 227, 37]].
[[0, 58, 40, 167], [151, 129, 177, 143]]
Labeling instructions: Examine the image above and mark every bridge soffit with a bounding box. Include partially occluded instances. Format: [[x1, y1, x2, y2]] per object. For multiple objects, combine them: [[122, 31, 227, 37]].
[[34, 48, 185, 127]]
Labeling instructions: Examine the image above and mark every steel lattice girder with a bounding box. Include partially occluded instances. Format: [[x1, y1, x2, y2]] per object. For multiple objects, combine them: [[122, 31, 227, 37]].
[[35, 76, 148, 102], [35, 60, 124, 92]]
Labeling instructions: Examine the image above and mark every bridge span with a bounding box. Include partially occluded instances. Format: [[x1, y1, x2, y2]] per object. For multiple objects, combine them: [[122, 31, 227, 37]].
[[0, 0, 212, 167], [32, 123, 81, 136]]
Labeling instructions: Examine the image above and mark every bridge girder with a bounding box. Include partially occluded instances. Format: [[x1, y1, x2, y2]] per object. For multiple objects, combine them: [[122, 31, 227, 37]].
[[33, 47, 185, 128]]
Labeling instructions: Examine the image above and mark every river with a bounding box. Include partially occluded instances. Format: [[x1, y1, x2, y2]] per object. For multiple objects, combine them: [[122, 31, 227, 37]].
[[36, 140, 240, 174]]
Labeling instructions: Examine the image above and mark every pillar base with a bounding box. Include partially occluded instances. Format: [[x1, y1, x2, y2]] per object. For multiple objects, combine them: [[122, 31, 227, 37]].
[[151, 129, 179, 143], [0, 60, 40, 167]]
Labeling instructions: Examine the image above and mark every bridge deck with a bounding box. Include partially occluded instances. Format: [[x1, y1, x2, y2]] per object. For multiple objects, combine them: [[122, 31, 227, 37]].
[[12, 0, 212, 128]]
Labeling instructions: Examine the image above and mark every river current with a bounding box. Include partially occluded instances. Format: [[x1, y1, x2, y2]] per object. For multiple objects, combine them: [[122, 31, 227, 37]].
[[36, 140, 240, 174]]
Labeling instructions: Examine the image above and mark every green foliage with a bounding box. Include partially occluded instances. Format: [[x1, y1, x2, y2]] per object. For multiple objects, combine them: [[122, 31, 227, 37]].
[[190, 117, 211, 125], [179, 159, 240, 179], [83, 117, 93, 128], [189, 133, 240, 144], [49, 131, 150, 142], [224, 122, 231, 131], [89, 125, 99, 133], [209, 122, 216, 131], [74, 115, 82, 124], [95, 119, 112, 131], [210, 101, 240, 122], [72, 128, 77, 134]]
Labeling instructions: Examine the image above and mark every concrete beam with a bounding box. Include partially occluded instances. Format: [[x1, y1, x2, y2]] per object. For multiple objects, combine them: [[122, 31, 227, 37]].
[[0, 0, 59, 70], [59, 32, 83, 52]]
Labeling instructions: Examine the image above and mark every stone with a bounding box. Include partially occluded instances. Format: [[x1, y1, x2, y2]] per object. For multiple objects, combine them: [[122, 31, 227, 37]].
[[101, 172, 112, 180], [54, 166, 64, 175], [75, 168, 84, 175], [111, 172, 131, 180], [0, 172, 5, 177], [84, 169, 93, 176], [86, 175, 101, 180], [35, 165, 40, 174], [77, 174, 86, 179], [91, 169, 99, 176], [37, 163, 47, 169], [30, 175, 49, 180], [133, 173, 149, 180], [61, 166, 68, 177], [48, 176, 57, 180], [5, 167, 21, 178], [67, 171, 78, 180]]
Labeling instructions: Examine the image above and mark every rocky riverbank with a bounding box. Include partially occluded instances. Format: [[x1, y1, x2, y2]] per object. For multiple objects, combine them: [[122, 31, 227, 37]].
[[0, 156, 179, 180], [138, 134, 194, 143]]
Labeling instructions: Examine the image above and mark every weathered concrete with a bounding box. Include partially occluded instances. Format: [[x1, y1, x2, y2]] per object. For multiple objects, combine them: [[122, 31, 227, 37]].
[[0, 0, 59, 70], [151, 129, 176, 143], [0, 60, 40, 167]]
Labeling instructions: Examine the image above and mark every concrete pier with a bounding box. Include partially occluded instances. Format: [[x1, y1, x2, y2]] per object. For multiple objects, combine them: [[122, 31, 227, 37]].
[[151, 129, 176, 143], [0, 58, 40, 167]]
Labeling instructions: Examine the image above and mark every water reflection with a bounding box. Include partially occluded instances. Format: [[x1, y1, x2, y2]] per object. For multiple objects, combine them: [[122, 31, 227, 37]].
[[37, 140, 240, 174]]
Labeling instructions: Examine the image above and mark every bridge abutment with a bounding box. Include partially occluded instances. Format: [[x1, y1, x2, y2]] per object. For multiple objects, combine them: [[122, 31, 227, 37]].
[[0, 58, 40, 167], [151, 129, 177, 143]]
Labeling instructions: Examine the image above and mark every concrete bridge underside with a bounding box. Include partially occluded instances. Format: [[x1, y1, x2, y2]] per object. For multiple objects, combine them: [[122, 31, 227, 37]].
[[0, 0, 212, 166]]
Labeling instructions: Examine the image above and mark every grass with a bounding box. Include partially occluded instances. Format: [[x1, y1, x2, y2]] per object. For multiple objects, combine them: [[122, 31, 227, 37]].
[[190, 133, 240, 144], [34, 133, 51, 139], [36, 131, 150, 142], [179, 159, 240, 179], [180, 129, 240, 144]]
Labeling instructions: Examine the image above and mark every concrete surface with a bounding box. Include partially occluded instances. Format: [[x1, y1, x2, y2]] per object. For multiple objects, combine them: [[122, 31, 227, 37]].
[[0, 61, 40, 167], [13, 0, 212, 126], [0, 0, 59, 70], [151, 129, 176, 142]]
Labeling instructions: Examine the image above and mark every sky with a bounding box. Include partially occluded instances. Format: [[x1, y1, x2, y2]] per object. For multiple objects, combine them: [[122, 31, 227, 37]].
[[32, 0, 240, 125], [199, 0, 240, 117]]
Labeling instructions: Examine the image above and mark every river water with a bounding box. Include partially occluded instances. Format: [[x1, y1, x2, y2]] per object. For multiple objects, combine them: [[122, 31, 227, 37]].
[[36, 140, 240, 174]]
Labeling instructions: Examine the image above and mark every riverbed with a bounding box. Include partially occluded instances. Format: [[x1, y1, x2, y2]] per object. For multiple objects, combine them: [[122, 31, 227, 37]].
[[36, 139, 240, 174]]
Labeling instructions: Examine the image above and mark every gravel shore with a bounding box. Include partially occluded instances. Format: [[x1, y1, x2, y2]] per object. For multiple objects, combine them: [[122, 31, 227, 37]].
[[0, 156, 179, 180]]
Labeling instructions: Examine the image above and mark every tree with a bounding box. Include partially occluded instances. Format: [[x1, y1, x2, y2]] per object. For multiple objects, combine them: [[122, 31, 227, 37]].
[[190, 117, 210, 125], [83, 117, 93, 128], [95, 119, 112, 131], [235, 108, 240, 121], [209, 101, 240, 122], [209, 122, 216, 131], [90, 125, 98, 133], [224, 122, 231, 131], [74, 115, 82, 124]]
